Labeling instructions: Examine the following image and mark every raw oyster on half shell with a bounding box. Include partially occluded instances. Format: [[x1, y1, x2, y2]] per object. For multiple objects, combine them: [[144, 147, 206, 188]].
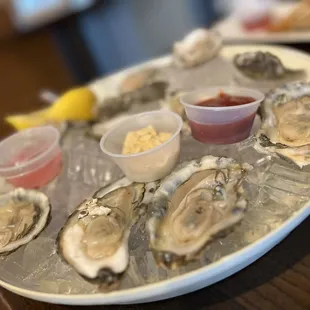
[[57, 178, 158, 290], [233, 51, 306, 90], [98, 81, 168, 120], [173, 29, 222, 68], [147, 156, 251, 269], [119, 68, 158, 93], [0, 188, 51, 254], [87, 81, 168, 140], [255, 81, 310, 168]]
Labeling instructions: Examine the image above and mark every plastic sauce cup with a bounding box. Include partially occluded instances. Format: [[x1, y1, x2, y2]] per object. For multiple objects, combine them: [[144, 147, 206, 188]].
[[100, 111, 183, 182], [180, 86, 265, 144], [0, 126, 62, 188]]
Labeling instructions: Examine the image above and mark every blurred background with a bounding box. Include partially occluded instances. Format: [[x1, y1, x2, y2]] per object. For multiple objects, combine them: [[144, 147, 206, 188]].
[[0, 0, 301, 137]]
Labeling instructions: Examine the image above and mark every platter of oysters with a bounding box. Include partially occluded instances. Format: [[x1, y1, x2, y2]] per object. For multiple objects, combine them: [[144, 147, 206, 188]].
[[1, 29, 310, 306]]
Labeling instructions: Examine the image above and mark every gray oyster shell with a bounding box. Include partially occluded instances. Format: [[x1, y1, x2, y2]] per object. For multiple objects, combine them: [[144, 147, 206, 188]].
[[147, 156, 251, 269], [233, 51, 306, 91], [97, 81, 168, 120], [254, 81, 310, 168], [57, 178, 158, 290], [0, 188, 51, 254]]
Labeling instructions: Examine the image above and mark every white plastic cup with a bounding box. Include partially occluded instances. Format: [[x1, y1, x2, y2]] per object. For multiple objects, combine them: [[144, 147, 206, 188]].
[[100, 111, 183, 182], [180, 86, 264, 144]]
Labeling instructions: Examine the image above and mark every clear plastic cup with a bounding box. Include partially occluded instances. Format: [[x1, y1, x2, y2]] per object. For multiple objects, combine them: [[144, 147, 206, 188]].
[[180, 86, 264, 144], [0, 126, 62, 188], [100, 111, 182, 182]]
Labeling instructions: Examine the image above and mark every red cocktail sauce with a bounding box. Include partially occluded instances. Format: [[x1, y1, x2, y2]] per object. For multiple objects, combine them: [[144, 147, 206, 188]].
[[189, 92, 256, 144], [241, 15, 271, 31]]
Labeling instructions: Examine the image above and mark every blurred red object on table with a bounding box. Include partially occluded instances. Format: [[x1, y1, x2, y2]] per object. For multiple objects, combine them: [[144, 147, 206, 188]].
[[233, 0, 272, 31], [242, 14, 271, 31]]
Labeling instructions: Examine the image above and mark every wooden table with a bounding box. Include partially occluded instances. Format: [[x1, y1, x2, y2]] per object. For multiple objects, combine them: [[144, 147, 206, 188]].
[[0, 1, 73, 138], [1, 216, 309, 310]]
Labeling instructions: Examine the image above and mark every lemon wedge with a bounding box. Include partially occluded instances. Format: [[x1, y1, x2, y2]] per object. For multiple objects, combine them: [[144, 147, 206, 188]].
[[5, 87, 97, 131], [5, 109, 50, 131], [48, 87, 97, 121]]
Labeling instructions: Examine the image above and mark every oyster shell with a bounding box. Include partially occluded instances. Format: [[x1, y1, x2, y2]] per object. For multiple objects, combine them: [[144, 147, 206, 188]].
[[160, 91, 185, 118], [173, 29, 222, 68], [147, 156, 251, 269], [254, 81, 310, 168], [87, 81, 168, 140], [233, 51, 306, 90], [57, 179, 158, 290], [119, 68, 158, 93], [96, 81, 168, 120], [0, 188, 51, 254], [159, 91, 191, 136], [86, 114, 130, 141]]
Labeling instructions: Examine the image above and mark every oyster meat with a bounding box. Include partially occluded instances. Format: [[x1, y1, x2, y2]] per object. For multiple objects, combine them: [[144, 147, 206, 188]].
[[0, 188, 51, 254], [173, 29, 222, 68], [147, 156, 251, 269], [57, 179, 158, 290], [233, 51, 306, 90], [255, 81, 310, 168]]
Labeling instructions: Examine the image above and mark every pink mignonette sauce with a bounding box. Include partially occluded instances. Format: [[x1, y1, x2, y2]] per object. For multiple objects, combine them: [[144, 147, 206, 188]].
[[0, 126, 62, 189]]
